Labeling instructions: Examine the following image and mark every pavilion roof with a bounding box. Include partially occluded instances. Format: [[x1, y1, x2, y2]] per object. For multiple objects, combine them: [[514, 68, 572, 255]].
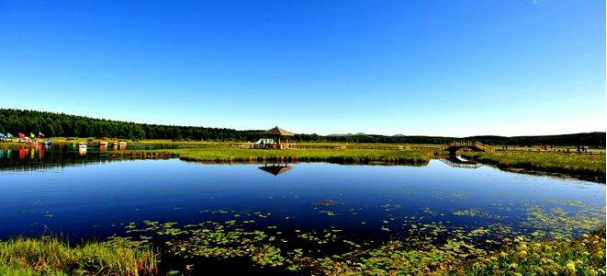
[[262, 126, 294, 136]]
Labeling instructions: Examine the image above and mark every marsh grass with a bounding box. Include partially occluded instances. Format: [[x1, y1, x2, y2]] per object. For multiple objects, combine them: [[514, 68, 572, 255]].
[[457, 227, 606, 276], [113, 148, 435, 164], [462, 151, 606, 182], [0, 236, 157, 276]]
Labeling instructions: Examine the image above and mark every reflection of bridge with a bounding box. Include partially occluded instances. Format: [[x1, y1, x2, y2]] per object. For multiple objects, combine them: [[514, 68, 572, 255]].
[[439, 157, 481, 169], [440, 140, 493, 155]]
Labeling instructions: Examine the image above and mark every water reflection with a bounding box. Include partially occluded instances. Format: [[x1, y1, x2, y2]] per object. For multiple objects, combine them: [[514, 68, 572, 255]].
[[0, 145, 115, 172], [258, 163, 294, 176], [0, 158, 603, 243], [439, 156, 481, 169]]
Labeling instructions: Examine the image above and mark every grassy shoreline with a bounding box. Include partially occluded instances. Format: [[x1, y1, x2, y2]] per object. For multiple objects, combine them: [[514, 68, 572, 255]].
[[462, 151, 606, 183], [2, 140, 604, 182], [111, 148, 436, 165], [0, 236, 157, 275], [109, 147, 605, 182]]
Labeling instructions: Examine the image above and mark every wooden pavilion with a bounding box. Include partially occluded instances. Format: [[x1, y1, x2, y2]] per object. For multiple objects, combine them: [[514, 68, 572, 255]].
[[261, 126, 294, 149]]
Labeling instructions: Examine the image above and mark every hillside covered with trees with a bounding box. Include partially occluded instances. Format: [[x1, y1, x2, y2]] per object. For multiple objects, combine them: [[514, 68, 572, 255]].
[[0, 109, 604, 147]]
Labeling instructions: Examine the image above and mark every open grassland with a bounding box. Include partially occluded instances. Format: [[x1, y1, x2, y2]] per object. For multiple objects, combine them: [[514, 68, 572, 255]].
[[178, 148, 434, 164], [462, 151, 606, 182], [0, 236, 157, 276]]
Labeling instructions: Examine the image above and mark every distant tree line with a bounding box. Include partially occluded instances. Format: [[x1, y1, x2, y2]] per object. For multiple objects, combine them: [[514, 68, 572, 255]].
[[0, 109, 261, 141], [291, 133, 605, 147], [0, 109, 604, 147], [291, 134, 452, 144]]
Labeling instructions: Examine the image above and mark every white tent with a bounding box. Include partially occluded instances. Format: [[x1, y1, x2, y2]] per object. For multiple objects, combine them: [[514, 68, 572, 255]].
[[255, 138, 275, 145]]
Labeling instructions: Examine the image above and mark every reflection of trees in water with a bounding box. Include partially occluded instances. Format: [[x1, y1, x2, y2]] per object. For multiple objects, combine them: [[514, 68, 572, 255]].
[[0, 146, 117, 172], [0, 143, 187, 172]]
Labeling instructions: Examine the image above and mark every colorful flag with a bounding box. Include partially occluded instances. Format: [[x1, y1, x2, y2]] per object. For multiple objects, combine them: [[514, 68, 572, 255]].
[[6, 133, 12, 138], [30, 132, 35, 138], [38, 132, 45, 137], [18, 132, 25, 139]]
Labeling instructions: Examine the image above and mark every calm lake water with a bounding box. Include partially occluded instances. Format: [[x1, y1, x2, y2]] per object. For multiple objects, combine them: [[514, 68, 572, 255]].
[[0, 147, 604, 243]]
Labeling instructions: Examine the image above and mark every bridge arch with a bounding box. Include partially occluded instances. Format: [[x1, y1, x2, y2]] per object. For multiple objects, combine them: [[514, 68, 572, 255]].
[[440, 140, 493, 155]]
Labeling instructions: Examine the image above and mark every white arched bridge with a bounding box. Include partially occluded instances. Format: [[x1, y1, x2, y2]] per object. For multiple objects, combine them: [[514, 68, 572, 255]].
[[440, 140, 493, 155]]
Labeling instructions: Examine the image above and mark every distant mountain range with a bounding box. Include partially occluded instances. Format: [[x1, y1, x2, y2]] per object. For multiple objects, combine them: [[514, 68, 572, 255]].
[[329, 133, 428, 137], [327, 133, 368, 136]]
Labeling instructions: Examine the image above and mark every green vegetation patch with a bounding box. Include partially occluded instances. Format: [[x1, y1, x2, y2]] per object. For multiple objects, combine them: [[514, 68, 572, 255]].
[[458, 228, 606, 276], [113, 148, 434, 164], [0, 236, 157, 276], [462, 151, 606, 182]]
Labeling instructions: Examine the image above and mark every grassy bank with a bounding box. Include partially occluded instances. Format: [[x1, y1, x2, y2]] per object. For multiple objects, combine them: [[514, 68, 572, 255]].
[[0, 236, 157, 276], [112, 148, 435, 165], [462, 151, 606, 182]]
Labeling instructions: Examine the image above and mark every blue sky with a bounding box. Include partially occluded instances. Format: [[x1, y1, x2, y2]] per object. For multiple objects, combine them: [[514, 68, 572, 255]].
[[0, 1, 604, 136]]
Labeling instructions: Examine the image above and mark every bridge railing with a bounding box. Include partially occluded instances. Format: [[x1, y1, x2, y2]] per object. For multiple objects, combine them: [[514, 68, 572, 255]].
[[440, 140, 493, 152]]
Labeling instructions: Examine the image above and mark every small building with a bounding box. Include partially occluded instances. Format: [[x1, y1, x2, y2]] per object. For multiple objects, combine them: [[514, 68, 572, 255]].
[[259, 126, 294, 149]]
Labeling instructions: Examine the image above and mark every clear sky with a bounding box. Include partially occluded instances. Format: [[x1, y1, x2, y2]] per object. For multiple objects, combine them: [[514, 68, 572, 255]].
[[0, 1, 604, 137]]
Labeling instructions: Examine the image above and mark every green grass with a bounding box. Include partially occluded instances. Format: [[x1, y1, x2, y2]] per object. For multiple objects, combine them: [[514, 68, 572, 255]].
[[462, 151, 606, 182], [0, 236, 157, 276], [113, 148, 435, 164], [455, 227, 606, 276]]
